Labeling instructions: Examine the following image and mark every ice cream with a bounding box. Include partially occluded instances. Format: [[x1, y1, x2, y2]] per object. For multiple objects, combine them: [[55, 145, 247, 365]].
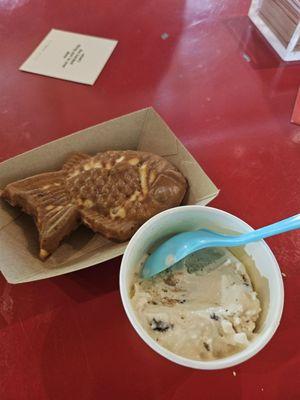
[[130, 248, 261, 361]]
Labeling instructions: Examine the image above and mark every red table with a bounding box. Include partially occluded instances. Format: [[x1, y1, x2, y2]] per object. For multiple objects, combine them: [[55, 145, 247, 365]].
[[1, 1, 300, 399]]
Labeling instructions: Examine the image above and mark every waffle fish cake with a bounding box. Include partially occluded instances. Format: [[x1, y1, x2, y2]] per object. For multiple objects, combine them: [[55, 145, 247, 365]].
[[1, 150, 187, 259]]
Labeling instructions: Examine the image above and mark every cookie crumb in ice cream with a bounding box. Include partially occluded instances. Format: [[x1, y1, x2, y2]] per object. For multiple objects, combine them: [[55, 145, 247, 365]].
[[203, 342, 210, 351], [210, 312, 219, 321], [150, 318, 173, 332]]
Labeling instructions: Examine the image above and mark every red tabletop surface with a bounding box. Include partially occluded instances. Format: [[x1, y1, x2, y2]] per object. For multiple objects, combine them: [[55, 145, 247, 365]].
[[1, 0, 300, 399]]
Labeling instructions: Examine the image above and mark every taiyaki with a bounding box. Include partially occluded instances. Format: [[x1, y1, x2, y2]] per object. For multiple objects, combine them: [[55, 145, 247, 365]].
[[1, 150, 187, 259]]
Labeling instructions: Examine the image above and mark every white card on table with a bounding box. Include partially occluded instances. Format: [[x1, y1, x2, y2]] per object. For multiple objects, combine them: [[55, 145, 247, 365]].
[[20, 29, 118, 85]]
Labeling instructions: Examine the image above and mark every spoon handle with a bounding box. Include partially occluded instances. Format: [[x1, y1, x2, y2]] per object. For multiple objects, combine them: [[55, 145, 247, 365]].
[[237, 214, 300, 244]]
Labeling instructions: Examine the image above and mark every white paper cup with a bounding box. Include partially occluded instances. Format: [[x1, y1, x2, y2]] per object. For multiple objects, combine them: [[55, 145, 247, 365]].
[[119, 206, 284, 369]]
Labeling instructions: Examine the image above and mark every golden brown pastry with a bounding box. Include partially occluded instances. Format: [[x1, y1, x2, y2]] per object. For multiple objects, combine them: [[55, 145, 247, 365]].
[[1, 151, 187, 259]]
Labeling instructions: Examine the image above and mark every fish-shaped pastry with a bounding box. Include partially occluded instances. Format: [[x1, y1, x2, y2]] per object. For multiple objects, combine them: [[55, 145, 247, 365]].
[[0, 150, 188, 259]]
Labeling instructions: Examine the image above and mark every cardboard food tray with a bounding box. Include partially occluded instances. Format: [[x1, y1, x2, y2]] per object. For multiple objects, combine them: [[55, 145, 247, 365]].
[[0, 107, 219, 284]]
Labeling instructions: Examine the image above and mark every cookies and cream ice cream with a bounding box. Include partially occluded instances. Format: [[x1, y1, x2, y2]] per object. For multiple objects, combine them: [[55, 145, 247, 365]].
[[130, 248, 261, 361]]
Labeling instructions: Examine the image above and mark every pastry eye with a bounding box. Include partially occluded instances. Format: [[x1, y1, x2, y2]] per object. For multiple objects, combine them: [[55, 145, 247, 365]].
[[153, 186, 171, 203]]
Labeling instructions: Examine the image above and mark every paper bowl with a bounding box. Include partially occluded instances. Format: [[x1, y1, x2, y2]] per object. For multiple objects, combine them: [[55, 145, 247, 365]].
[[119, 205, 284, 370]]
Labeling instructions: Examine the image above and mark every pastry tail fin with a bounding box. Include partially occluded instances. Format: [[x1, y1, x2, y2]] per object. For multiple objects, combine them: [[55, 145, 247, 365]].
[[1, 170, 79, 259]]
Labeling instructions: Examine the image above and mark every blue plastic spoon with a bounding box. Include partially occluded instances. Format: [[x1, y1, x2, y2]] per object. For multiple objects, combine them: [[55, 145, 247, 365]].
[[141, 214, 300, 279]]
